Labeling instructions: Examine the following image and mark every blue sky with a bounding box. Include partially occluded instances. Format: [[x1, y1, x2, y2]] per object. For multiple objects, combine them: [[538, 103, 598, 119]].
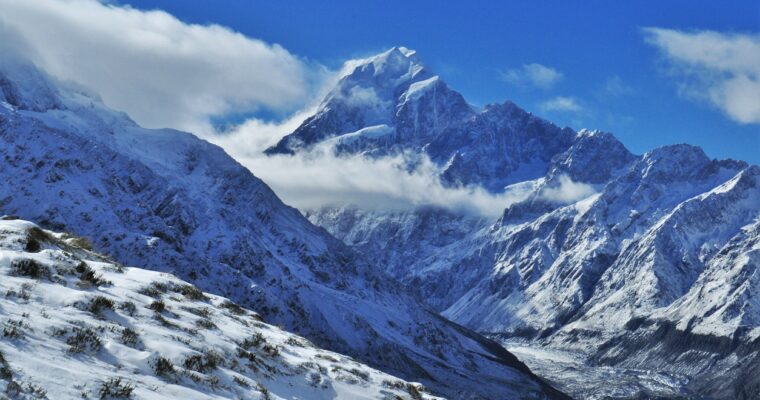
[[121, 0, 760, 164]]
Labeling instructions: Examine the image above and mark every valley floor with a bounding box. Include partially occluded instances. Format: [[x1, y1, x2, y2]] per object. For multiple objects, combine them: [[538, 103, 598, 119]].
[[503, 341, 691, 400]]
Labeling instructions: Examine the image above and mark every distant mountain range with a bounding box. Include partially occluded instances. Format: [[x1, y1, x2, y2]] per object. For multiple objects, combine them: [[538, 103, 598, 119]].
[[276, 47, 760, 400]]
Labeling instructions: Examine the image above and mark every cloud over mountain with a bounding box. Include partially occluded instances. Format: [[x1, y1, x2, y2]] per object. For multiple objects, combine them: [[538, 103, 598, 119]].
[[0, 0, 322, 135]]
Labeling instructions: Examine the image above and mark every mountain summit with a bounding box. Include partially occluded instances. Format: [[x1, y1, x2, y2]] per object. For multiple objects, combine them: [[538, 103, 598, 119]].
[[267, 47, 576, 192]]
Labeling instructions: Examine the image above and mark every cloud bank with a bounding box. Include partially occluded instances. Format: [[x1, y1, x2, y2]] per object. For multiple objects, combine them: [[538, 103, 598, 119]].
[[210, 107, 597, 218], [540, 96, 582, 112], [0, 0, 320, 135], [501, 63, 564, 89], [644, 27, 760, 124]]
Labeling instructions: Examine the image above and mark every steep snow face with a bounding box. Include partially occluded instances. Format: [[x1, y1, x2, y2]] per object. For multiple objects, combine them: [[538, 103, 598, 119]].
[[0, 62, 568, 400], [444, 144, 753, 336], [0, 218, 443, 400], [566, 165, 760, 334], [305, 206, 493, 312], [579, 193, 760, 399], [267, 48, 576, 192], [0, 60, 63, 112]]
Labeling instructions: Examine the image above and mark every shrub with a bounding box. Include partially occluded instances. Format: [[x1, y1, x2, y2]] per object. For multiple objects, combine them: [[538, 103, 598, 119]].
[[194, 318, 216, 330], [236, 348, 257, 363], [257, 383, 271, 400], [67, 236, 93, 251], [2, 325, 23, 340], [148, 300, 165, 313], [76, 262, 110, 288], [153, 356, 175, 378], [88, 296, 115, 315], [232, 375, 250, 388], [120, 328, 138, 347], [183, 350, 223, 373], [262, 344, 280, 358], [180, 306, 212, 319], [176, 284, 208, 301], [97, 377, 133, 399], [2, 320, 27, 340], [0, 351, 12, 380], [6, 381, 22, 397], [220, 300, 246, 315], [10, 259, 49, 279], [407, 383, 425, 400], [67, 328, 102, 354], [154, 314, 179, 330], [138, 282, 169, 298], [26, 382, 47, 398], [241, 333, 265, 349], [119, 301, 137, 316], [5, 283, 32, 302], [349, 368, 369, 381], [25, 227, 52, 253]]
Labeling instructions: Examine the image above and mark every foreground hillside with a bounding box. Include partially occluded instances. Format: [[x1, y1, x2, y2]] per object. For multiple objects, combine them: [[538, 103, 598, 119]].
[[0, 217, 445, 399]]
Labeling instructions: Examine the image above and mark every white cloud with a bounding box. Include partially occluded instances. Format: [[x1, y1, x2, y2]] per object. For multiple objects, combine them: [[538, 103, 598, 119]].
[[210, 108, 599, 218], [540, 96, 582, 112], [539, 175, 596, 203], [602, 75, 635, 97], [501, 63, 564, 89], [0, 0, 321, 135], [209, 115, 529, 217], [643, 27, 760, 124]]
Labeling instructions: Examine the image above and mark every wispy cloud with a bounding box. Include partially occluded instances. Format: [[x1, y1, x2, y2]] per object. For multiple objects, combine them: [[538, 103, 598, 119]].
[[209, 112, 530, 217], [643, 27, 760, 124], [209, 99, 599, 218], [501, 63, 564, 89], [539, 175, 596, 203], [602, 75, 635, 97], [540, 96, 582, 112], [0, 0, 325, 135]]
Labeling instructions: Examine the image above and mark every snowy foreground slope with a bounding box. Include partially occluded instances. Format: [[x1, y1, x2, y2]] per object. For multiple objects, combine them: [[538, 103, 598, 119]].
[[0, 59, 567, 399], [280, 48, 760, 399], [0, 217, 443, 400]]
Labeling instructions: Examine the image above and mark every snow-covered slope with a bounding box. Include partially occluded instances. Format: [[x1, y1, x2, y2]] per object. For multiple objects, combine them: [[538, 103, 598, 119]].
[[0, 217, 444, 400], [291, 48, 760, 399], [0, 58, 567, 399]]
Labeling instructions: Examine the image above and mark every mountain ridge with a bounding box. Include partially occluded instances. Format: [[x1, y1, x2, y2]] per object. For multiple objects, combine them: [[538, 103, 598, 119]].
[[290, 47, 760, 399]]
